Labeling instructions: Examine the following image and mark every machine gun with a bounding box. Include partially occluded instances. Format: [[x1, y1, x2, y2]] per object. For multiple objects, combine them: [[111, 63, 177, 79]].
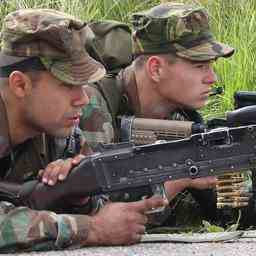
[[206, 91, 256, 209], [119, 91, 256, 209], [2, 105, 255, 212]]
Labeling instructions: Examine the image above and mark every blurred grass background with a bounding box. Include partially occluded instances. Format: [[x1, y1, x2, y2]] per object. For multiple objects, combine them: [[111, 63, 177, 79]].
[[0, 0, 255, 119]]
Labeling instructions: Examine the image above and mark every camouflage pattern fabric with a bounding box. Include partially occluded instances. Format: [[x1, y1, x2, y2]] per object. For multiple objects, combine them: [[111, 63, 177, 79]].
[[0, 95, 81, 183], [80, 66, 212, 230], [81, 86, 114, 148], [0, 9, 110, 252], [0, 93, 99, 216], [131, 2, 234, 60], [0, 9, 105, 85], [0, 97, 92, 252], [0, 201, 90, 253]]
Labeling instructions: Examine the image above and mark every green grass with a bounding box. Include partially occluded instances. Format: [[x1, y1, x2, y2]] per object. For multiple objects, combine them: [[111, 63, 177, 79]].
[[0, 0, 256, 118], [201, 0, 256, 119]]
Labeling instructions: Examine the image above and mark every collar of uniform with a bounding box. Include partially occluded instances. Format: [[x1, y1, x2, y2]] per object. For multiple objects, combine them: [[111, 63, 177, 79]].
[[118, 65, 142, 116], [0, 95, 12, 158], [32, 134, 48, 160]]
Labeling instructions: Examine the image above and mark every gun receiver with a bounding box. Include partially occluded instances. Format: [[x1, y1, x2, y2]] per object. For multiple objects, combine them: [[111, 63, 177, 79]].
[[20, 124, 256, 211]]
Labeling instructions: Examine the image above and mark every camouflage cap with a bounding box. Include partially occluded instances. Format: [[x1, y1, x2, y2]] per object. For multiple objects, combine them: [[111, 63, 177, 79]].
[[0, 9, 106, 85], [131, 3, 234, 61]]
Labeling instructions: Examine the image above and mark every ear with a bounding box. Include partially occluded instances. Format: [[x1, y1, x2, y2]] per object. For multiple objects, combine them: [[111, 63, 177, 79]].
[[145, 56, 164, 83], [8, 71, 32, 98]]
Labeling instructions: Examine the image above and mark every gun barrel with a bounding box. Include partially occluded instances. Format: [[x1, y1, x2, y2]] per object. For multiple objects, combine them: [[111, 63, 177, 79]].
[[234, 91, 256, 109], [227, 105, 256, 127]]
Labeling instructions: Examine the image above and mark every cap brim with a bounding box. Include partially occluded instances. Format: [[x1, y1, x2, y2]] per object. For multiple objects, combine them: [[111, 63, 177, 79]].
[[0, 52, 30, 67], [176, 41, 235, 61], [41, 52, 106, 86]]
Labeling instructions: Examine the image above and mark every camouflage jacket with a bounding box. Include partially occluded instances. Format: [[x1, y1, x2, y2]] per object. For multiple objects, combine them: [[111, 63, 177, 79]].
[[81, 65, 204, 146], [0, 96, 84, 183], [0, 96, 92, 252], [81, 65, 217, 229], [0, 96, 56, 182]]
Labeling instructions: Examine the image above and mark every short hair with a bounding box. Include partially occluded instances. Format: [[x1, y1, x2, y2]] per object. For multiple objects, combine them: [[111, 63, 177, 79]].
[[0, 58, 46, 89], [0, 77, 8, 89], [0, 57, 46, 78], [133, 53, 177, 70]]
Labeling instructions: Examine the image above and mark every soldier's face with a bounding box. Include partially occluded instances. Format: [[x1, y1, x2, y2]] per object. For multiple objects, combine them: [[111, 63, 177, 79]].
[[157, 57, 217, 110], [24, 71, 89, 137]]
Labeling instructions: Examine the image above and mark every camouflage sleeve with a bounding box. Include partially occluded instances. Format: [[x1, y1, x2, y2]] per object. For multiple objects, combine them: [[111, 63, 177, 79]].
[[80, 86, 114, 149], [0, 201, 90, 253]]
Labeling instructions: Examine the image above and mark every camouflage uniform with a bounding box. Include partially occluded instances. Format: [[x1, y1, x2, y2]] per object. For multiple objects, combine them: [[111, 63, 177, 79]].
[[0, 202, 90, 253], [0, 9, 105, 251], [80, 3, 234, 229], [81, 2, 234, 145], [131, 3, 233, 60]]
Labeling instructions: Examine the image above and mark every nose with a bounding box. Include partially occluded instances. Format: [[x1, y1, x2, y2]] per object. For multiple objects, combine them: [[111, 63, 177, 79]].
[[71, 86, 89, 107], [204, 67, 218, 85]]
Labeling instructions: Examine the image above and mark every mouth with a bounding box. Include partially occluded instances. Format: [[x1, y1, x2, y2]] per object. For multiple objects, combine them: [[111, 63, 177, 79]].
[[203, 90, 211, 94], [201, 91, 211, 97], [66, 112, 82, 125], [199, 91, 211, 101]]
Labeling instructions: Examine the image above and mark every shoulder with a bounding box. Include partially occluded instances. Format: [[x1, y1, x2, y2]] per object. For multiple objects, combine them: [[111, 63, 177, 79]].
[[83, 84, 109, 109], [80, 85, 114, 147], [82, 85, 112, 121]]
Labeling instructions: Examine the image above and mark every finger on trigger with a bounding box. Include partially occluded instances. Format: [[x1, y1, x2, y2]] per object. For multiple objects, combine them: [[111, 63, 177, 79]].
[[144, 196, 167, 212]]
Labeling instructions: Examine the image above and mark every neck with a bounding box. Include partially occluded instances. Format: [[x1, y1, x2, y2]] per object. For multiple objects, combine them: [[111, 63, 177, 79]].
[[2, 94, 38, 146], [134, 69, 177, 119]]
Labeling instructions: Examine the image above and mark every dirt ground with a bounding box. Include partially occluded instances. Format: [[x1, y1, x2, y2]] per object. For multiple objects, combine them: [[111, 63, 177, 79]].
[[5, 231, 256, 256]]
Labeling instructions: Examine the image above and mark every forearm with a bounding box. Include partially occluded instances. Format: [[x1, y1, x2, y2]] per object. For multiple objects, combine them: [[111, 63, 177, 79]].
[[0, 202, 95, 252], [164, 177, 217, 202], [164, 179, 191, 201]]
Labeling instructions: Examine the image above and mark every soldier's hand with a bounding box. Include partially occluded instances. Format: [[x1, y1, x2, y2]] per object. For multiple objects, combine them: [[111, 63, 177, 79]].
[[164, 177, 217, 201], [189, 176, 217, 190], [38, 154, 85, 186], [86, 196, 167, 246]]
